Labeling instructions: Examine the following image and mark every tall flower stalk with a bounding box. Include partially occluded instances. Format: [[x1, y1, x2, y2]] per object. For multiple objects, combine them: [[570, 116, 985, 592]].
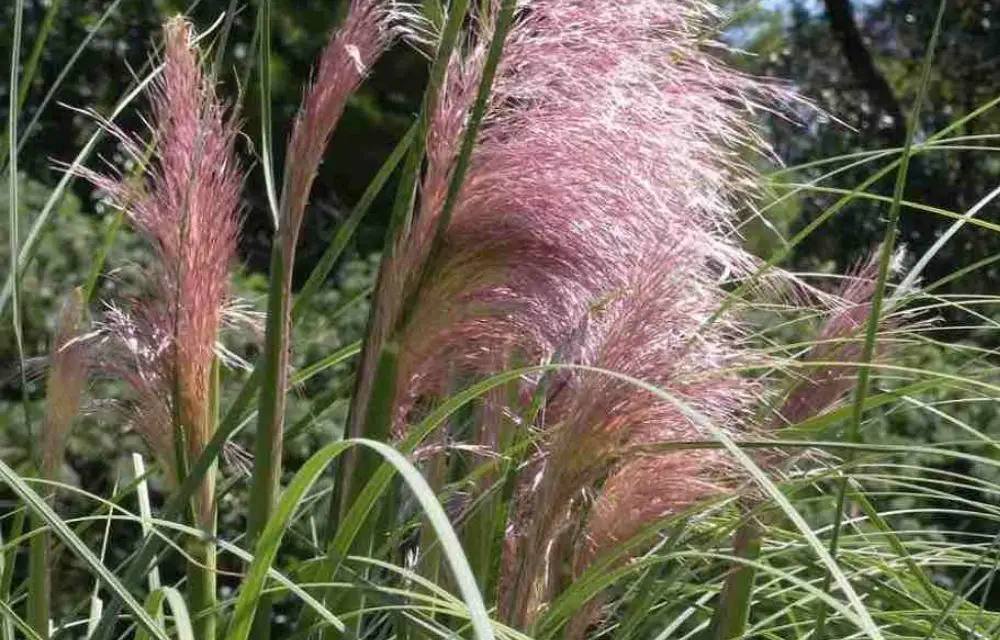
[[29, 289, 88, 640], [246, 0, 391, 635], [82, 17, 243, 637]]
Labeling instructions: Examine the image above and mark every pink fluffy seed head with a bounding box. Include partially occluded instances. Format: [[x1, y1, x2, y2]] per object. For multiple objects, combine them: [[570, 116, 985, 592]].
[[384, 0, 798, 625], [282, 0, 392, 256], [41, 289, 90, 479], [85, 18, 243, 519], [775, 250, 900, 428]]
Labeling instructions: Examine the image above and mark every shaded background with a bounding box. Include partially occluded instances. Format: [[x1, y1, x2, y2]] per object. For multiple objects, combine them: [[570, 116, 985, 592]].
[[2, 0, 1000, 621]]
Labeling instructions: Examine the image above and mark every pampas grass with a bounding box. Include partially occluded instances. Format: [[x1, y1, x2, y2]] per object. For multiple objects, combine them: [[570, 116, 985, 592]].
[[7, 1, 999, 639]]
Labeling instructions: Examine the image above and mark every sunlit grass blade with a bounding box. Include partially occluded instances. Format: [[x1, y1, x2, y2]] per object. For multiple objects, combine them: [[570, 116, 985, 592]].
[[136, 588, 194, 640], [0, 458, 170, 640], [812, 3, 948, 639], [228, 439, 495, 640], [131, 454, 162, 593], [256, 0, 279, 227]]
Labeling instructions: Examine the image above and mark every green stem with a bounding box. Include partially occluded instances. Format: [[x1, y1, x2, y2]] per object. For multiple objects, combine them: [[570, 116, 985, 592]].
[[0, 508, 25, 640], [27, 511, 50, 640], [708, 519, 761, 640], [811, 2, 946, 638], [320, 344, 399, 640], [187, 533, 217, 639], [247, 245, 291, 640], [189, 359, 221, 640]]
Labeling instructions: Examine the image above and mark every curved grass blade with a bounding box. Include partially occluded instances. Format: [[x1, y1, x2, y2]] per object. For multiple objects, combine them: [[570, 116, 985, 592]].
[[226, 439, 495, 640], [0, 458, 169, 640], [0, 597, 42, 640], [812, 4, 947, 638], [136, 587, 194, 640], [256, 0, 279, 226]]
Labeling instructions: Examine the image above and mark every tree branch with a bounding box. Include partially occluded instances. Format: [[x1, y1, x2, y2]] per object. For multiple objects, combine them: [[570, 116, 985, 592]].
[[822, 0, 907, 146]]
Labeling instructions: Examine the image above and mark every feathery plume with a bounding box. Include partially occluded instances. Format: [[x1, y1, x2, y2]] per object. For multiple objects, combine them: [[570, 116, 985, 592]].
[[81, 19, 244, 638], [246, 5, 392, 632], [40, 289, 90, 479], [775, 249, 904, 427], [84, 16, 242, 524], [383, 0, 794, 627], [30, 288, 90, 640], [281, 0, 392, 256]]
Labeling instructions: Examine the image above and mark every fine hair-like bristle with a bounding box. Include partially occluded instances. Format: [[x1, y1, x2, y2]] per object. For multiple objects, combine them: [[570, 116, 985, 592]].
[[282, 0, 392, 256], [83, 16, 243, 525], [384, 0, 795, 627]]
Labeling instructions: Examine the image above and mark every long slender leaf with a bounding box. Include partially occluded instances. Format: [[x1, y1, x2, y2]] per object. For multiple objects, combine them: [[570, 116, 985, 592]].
[[227, 439, 495, 640], [0, 458, 170, 640], [812, 4, 947, 639]]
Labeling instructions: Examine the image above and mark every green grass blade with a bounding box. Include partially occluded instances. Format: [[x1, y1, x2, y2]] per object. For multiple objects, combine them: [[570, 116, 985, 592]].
[[136, 588, 194, 640], [247, 245, 290, 638], [131, 454, 162, 593], [0, 0, 64, 171], [0, 596, 42, 640], [7, 0, 31, 460], [292, 122, 417, 319], [812, 3, 947, 639], [256, 0, 279, 226], [0, 458, 170, 640], [228, 439, 494, 640], [27, 510, 49, 639]]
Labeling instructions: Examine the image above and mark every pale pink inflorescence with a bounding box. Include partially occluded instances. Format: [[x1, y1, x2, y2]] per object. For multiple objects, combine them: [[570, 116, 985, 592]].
[[282, 0, 393, 257], [386, 0, 794, 627], [775, 250, 904, 427], [41, 289, 90, 480], [85, 17, 243, 524]]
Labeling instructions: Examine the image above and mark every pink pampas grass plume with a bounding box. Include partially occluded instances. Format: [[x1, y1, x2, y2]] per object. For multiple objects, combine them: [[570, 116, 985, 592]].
[[83, 16, 242, 524], [391, 0, 791, 428], [40, 289, 90, 480], [281, 0, 392, 256], [30, 288, 90, 640], [563, 250, 908, 635], [499, 252, 759, 624], [775, 249, 905, 428], [377, 0, 800, 628], [248, 0, 392, 545]]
